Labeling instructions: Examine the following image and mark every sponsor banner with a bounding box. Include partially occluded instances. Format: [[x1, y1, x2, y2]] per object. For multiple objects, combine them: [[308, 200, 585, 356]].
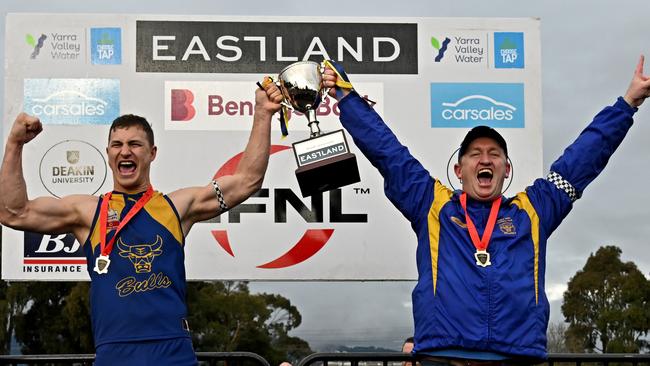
[[164, 81, 383, 131], [3, 14, 542, 281], [90, 27, 122, 65], [430, 83, 525, 128], [22, 28, 85, 64], [136, 21, 417, 74], [20, 232, 86, 278], [428, 32, 488, 67], [23, 78, 120, 125], [39, 139, 108, 197]]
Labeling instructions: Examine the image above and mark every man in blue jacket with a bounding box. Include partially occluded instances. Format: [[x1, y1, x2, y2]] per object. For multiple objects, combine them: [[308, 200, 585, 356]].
[[323, 56, 650, 364]]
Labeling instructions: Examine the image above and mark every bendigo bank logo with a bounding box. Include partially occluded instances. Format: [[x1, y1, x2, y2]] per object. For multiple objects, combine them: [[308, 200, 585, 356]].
[[430, 82, 525, 128], [171, 89, 196, 121], [164, 80, 370, 131], [207, 145, 368, 269]]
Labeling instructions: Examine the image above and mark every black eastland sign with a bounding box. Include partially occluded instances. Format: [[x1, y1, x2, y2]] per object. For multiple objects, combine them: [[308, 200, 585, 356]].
[[136, 21, 418, 74]]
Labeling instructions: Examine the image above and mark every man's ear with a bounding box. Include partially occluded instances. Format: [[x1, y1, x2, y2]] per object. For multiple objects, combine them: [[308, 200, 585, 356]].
[[454, 163, 462, 180], [505, 159, 511, 178]]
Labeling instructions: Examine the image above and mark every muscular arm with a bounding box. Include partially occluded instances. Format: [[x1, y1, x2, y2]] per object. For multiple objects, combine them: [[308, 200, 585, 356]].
[[170, 80, 282, 235], [0, 113, 96, 241]]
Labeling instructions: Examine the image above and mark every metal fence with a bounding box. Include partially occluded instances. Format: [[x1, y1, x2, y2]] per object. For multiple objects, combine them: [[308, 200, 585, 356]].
[[1, 352, 650, 366], [0, 351, 269, 366], [296, 352, 650, 366]]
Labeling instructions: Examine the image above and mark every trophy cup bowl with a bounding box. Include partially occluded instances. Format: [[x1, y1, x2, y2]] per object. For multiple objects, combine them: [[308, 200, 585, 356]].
[[278, 61, 324, 136], [276, 60, 361, 197], [278, 61, 323, 113]]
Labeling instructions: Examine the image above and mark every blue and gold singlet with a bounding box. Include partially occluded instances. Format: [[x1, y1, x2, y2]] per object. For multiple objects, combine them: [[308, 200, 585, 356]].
[[83, 190, 190, 347]]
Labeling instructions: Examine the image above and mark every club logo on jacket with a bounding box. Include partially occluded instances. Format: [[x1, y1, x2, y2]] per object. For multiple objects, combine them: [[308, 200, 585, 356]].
[[497, 217, 516, 235], [450, 216, 467, 229]]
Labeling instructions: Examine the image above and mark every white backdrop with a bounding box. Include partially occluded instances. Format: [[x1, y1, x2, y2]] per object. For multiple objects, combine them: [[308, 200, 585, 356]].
[[2, 14, 542, 280]]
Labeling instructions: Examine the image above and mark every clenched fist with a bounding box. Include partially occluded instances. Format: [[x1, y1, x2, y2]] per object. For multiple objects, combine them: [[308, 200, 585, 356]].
[[8, 113, 42, 146]]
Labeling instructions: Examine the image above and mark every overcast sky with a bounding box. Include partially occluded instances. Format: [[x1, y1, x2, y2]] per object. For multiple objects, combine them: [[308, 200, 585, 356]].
[[1, 0, 649, 352]]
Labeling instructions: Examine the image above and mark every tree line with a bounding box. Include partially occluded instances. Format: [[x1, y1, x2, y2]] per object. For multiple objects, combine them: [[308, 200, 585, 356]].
[[0, 244, 648, 360], [0, 279, 311, 365]]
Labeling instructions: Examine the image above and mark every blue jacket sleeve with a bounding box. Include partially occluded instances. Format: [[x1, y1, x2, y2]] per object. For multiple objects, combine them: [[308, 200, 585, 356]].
[[338, 91, 434, 222], [530, 97, 637, 235]]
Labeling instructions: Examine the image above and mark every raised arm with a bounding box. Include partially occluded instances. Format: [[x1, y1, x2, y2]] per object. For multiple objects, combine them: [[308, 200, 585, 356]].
[[623, 55, 650, 108], [527, 56, 649, 234], [323, 66, 434, 222], [170, 80, 283, 234], [0, 113, 96, 239]]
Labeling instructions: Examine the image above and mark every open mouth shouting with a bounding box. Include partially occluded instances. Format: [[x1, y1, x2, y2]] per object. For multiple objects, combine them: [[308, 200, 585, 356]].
[[477, 168, 493, 186], [118, 161, 137, 176]]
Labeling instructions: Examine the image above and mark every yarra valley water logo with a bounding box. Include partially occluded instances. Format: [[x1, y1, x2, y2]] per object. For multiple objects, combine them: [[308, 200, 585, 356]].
[[431, 36, 450, 62], [26, 33, 47, 59]]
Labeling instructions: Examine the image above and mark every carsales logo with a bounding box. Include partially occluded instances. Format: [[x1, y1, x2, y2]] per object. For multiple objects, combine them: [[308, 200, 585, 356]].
[[206, 145, 368, 269], [430, 82, 525, 128], [23, 78, 120, 125]]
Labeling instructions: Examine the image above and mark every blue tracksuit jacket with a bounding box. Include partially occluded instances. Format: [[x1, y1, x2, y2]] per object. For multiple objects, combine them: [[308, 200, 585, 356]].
[[338, 91, 636, 359]]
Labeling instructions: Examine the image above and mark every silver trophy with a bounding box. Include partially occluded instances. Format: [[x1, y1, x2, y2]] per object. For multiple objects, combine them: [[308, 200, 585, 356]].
[[277, 61, 360, 197]]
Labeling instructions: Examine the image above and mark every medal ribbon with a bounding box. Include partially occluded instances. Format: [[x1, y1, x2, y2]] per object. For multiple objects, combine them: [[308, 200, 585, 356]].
[[99, 186, 154, 258], [460, 192, 501, 252]]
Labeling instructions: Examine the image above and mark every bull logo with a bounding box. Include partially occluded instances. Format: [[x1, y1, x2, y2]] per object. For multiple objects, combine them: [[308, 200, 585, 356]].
[[117, 235, 163, 273]]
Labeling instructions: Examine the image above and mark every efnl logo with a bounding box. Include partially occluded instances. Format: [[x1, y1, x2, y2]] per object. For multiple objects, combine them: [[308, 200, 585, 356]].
[[91, 28, 122, 65], [24, 79, 120, 125], [494, 32, 524, 69], [430, 83, 525, 128], [431, 36, 450, 62]]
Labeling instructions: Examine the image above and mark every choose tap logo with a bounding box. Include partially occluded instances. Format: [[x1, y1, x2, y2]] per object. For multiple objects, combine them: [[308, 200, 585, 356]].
[[494, 32, 524, 69], [23, 78, 120, 125], [430, 82, 525, 128], [90, 27, 122, 65]]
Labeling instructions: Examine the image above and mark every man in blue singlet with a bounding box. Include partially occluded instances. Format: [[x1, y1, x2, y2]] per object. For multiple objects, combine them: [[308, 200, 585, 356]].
[[0, 80, 283, 365], [322, 56, 650, 365]]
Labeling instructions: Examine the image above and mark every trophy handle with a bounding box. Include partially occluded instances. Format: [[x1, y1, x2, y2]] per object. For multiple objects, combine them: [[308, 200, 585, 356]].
[[274, 80, 294, 109], [319, 61, 331, 101]]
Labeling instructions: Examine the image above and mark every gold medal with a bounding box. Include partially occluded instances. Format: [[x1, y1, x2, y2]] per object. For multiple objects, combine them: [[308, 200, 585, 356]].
[[93, 254, 111, 274], [474, 249, 491, 267]]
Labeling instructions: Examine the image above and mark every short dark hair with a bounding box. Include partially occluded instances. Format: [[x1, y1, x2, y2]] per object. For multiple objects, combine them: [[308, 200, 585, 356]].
[[109, 114, 154, 146], [458, 125, 507, 161], [403, 337, 414, 345]]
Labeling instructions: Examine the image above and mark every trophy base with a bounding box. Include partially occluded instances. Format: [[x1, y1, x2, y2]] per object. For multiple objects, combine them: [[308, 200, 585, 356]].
[[295, 153, 361, 197]]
